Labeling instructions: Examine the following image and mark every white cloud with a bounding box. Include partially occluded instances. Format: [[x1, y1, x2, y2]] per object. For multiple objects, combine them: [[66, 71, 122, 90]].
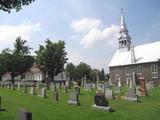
[[81, 25, 119, 48], [0, 22, 41, 49], [70, 18, 102, 32]]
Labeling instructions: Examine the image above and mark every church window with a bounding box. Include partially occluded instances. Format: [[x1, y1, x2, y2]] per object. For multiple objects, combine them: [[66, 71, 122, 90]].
[[137, 66, 143, 78], [151, 65, 158, 78], [115, 74, 120, 81], [126, 74, 131, 85]]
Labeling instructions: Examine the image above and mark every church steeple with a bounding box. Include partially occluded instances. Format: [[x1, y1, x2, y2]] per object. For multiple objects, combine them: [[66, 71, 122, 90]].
[[118, 8, 131, 52]]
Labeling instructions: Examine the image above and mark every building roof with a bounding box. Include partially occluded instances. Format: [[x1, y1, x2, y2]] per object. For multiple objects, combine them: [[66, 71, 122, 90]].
[[108, 41, 160, 67]]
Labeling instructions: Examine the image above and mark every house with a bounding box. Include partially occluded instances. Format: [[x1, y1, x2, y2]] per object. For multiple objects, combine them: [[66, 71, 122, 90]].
[[1, 72, 21, 81], [25, 64, 68, 83], [108, 9, 160, 86]]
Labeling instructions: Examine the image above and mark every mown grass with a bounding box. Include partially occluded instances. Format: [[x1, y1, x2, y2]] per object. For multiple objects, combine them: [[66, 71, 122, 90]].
[[0, 86, 160, 120]]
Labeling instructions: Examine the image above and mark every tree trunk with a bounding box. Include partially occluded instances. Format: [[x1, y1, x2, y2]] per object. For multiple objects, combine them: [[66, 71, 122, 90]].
[[0, 75, 2, 81]]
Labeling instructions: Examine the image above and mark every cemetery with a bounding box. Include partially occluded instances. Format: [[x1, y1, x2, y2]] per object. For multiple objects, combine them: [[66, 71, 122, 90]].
[[0, 80, 160, 120], [0, 1, 159, 120]]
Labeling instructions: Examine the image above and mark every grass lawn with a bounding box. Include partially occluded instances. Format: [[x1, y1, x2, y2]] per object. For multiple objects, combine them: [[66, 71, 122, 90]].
[[0, 86, 160, 120]]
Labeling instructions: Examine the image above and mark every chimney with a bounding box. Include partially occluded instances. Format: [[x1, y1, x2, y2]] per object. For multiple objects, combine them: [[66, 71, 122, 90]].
[[131, 46, 136, 63]]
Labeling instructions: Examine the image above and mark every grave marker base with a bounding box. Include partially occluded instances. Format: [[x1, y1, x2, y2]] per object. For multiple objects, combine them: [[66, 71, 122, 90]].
[[92, 105, 114, 112]]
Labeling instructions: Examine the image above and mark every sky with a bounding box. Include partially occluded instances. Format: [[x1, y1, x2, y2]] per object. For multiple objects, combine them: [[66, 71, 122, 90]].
[[0, 0, 160, 73]]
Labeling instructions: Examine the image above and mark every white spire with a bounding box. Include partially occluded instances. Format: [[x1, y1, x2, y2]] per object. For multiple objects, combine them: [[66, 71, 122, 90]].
[[118, 8, 131, 51], [120, 8, 127, 31]]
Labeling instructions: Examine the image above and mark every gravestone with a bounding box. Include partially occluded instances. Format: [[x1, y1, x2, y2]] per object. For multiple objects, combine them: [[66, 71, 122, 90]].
[[84, 83, 92, 91], [104, 83, 110, 90], [18, 109, 32, 120], [105, 90, 114, 99], [146, 81, 154, 90], [7, 83, 11, 89], [77, 86, 80, 95], [125, 85, 138, 102], [92, 84, 96, 89], [54, 84, 57, 91], [0, 96, 5, 111], [92, 92, 114, 112], [39, 88, 47, 98], [114, 86, 121, 94], [18, 82, 21, 91], [11, 84, 15, 90], [53, 91, 58, 101], [30, 86, 35, 95], [23, 85, 27, 93], [64, 85, 68, 93], [67, 92, 80, 105], [139, 77, 148, 96]]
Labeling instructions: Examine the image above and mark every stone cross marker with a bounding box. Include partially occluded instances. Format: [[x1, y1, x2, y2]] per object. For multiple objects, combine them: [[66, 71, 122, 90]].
[[67, 92, 80, 105], [18, 109, 32, 120]]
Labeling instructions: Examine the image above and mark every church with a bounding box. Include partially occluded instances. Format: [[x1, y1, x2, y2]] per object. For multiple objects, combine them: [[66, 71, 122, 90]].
[[108, 9, 160, 86]]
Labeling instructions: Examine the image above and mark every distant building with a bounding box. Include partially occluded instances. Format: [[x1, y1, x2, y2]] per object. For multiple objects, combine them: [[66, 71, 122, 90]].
[[108, 9, 160, 86], [25, 64, 68, 82], [2, 64, 68, 83]]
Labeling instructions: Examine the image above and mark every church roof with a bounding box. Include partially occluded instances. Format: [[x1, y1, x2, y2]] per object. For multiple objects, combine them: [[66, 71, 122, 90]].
[[108, 41, 160, 67]]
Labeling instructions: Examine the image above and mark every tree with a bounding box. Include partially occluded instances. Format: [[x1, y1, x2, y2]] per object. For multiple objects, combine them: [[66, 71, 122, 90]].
[[65, 63, 76, 81], [100, 68, 105, 81], [1, 37, 34, 84], [0, 0, 35, 13], [35, 39, 68, 82], [76, 62, 91, 80], [0, 53, 7, 81]]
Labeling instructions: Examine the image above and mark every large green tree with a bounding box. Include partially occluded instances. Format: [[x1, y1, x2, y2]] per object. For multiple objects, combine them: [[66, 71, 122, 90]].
[[0, 0, 35, 13], [35, 39, 68, 82], [1, 37, 34, 84]]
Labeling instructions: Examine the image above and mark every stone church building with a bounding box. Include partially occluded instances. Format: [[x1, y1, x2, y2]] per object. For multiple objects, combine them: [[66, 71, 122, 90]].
[[108, 10, 160, 86]]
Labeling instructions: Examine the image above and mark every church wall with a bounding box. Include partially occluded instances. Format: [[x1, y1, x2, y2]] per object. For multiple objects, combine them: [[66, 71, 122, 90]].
[[109, 61, 160, 86]]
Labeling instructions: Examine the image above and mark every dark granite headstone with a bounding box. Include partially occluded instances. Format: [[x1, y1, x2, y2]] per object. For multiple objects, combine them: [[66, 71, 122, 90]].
[[94, 95, 109, 107], [92, 93, 114, 112], [18, 109, 32, 120], [0, 96, 5, 111]]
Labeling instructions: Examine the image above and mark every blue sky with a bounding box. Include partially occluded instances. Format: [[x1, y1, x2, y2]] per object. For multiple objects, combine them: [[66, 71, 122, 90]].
[[0, 0, 160, 73]]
